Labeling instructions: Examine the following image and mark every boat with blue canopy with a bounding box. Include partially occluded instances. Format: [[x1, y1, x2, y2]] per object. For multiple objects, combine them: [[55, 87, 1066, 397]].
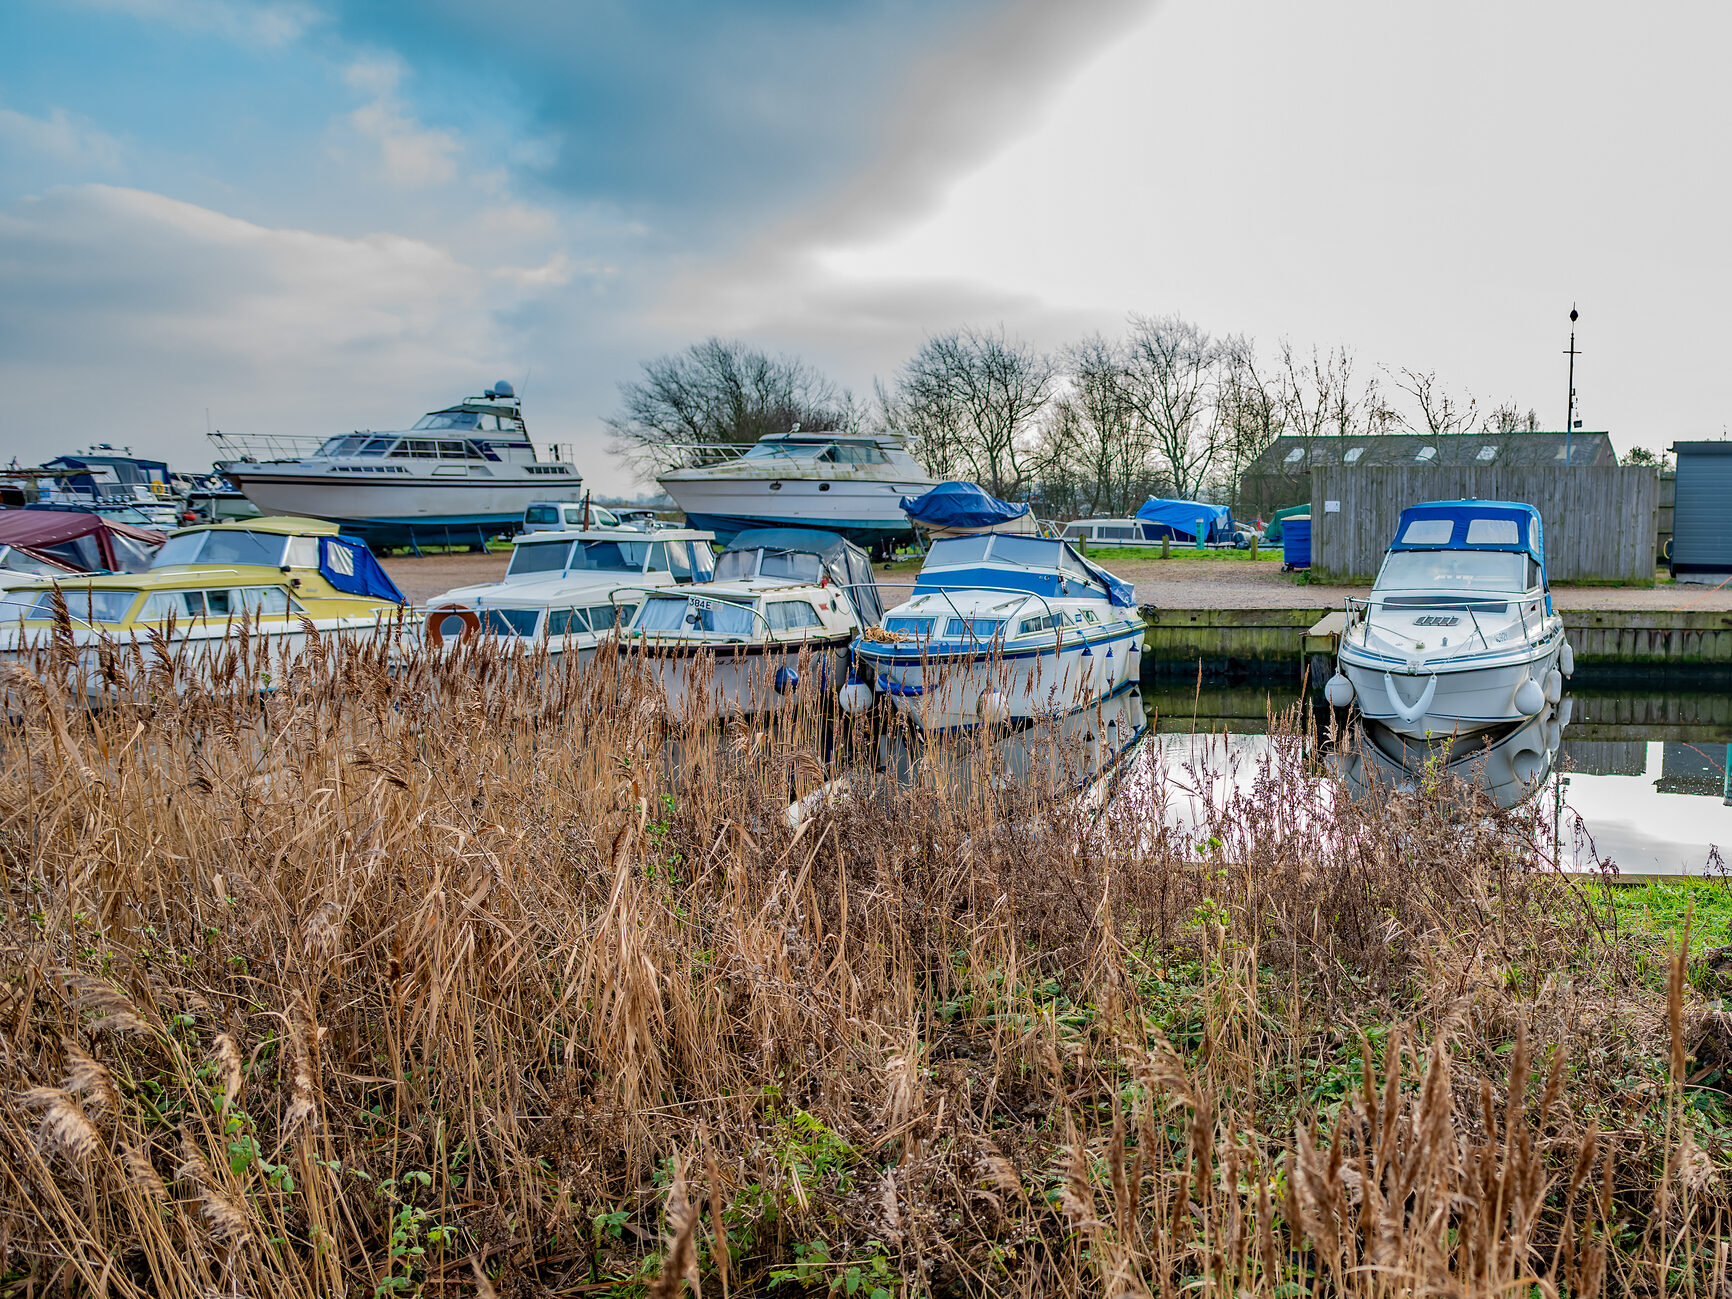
[[1326, 500, 1573, 754], [900, 481, 1040, 538], [849, 533, 1142, 731]]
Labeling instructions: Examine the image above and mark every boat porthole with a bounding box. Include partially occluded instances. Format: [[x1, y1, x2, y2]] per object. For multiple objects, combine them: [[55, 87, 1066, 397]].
[[819, 483, 830, 491]]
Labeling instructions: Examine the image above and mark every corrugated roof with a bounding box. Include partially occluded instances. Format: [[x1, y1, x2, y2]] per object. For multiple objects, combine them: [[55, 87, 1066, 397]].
[[1243, 431, 1618, 475]]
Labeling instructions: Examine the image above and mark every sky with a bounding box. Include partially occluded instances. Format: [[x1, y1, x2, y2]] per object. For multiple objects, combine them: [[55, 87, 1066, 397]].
[[2, 0, 1727, 494]]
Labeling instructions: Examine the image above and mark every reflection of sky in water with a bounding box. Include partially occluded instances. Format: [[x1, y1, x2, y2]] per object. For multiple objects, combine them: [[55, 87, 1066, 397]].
[[1559, 743, 1729, 877], [1134, 700, 1730, 878]]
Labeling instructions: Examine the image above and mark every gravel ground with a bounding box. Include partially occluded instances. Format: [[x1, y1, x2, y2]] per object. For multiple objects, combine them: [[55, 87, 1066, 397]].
[[383, 550, 1732, 613]]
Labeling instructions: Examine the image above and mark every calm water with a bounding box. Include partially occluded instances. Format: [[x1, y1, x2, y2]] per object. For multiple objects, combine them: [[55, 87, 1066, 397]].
[[1138, 683, 1731, 877]]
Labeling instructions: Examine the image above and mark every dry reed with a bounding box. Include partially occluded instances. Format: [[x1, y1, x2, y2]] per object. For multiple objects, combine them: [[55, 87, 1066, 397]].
[[0, 628, 1723, 1297]]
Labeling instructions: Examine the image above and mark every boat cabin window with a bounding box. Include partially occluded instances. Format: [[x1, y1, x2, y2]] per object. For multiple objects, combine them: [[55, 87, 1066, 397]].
[[479, 608, 540, 637], [571, 540, 651, 572], [637, 594, 756, 635], [1464, 517, 1520, 546], [740, 440, 807, 461], [688, 542, 715, 581], [390, 440, 439, 459], [767, 600, 823, 631], [138, 587, 295, 621], [358, 438, 394, 456], [1018, 612, 1070, 635], [549, 604, 627, 637], [506, 540, 572, 576], [761, 549, 821, 583], [945, 616, 1004, 639], [825, 443, 889, 465], [285, 536, 320, 568], [413, 411, 482, 431], [991, 536, 1063, 569], [34, 535, 106, 571], [1398, 518, 1455, 546], [28, 588, 139, 625], [1375, 550, 1532, 594], [1062, 525, 1088, 540], [664, 541, 692, 583], [0, 547, 66, 577], [925, 536, 992, 566], [437, 441, 469, 458], [317, 436, 368, 457], [884, 616, 934, 638], [151, 529, 287, 570]]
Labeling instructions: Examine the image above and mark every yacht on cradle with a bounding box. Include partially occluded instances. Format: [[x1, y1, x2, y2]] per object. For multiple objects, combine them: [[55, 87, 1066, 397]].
[[849, 533, 1143, 733], [1324, 499, 1574, 802], [421, 526, 716, 668], [619, 528, 883, 719], [656, 430, 935, 555], [0, 516, 408, 703], [213, 382, 582, 549]]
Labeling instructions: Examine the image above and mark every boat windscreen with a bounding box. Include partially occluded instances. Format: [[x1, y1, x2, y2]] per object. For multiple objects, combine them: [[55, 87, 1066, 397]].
[[1375, 550, 1531, 593], [507, 540, 573, 576], [638, 594, 756, 635], [151, 530, 285, 570], [568, 540, 650, 572], [925, 536, 991, 566], [988, 536, 1063, 568]]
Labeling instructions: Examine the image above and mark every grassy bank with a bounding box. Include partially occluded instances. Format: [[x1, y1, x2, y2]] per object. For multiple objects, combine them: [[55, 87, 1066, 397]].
[[0, 636, 1727, 1297]]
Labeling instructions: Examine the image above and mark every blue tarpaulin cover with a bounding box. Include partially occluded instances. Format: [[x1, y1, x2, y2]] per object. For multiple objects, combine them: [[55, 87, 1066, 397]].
[[1387, 500, 1544, 565], [901, 481, 1031, 530], [320, 536, 407, 604], [1134, 498, 1233, 542]]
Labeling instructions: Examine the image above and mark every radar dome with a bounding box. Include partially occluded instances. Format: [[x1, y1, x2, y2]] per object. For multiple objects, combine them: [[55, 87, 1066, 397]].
[[486, 379, 515, 399]]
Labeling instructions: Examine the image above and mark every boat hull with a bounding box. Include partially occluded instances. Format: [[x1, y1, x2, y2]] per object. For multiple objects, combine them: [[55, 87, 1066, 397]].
[[659, 476, 929, 548], [622, 639, 851, 720], [1330, 705, 1563, 810], [1339, 634, 1564, 740], [224, 467, 584, 545]]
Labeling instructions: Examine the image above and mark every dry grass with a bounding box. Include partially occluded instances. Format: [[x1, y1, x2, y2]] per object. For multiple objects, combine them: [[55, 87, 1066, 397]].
[[0, 629, 1726, 1297]]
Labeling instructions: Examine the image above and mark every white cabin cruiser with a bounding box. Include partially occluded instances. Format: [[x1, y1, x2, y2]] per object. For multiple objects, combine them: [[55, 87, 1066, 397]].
[[850, 533, 1143, 732], [422, 527, 715, 668], [657, 430, 935, 555], [215, 382, 582, 548], [619, 528, 883, 719], [1327, 501, 1573, 742]]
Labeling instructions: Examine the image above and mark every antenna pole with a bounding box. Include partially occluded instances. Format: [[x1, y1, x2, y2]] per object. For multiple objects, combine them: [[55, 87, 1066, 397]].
[[1563, 305, 1580, 466]]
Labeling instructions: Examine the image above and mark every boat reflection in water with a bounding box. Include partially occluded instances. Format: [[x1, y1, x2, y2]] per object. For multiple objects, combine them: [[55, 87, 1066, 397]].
[[1329, 697, 1571, 811]]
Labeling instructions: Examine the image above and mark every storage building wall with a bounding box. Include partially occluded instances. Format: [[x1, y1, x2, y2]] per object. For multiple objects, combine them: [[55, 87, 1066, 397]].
[[1671, 442, 1732, 575]]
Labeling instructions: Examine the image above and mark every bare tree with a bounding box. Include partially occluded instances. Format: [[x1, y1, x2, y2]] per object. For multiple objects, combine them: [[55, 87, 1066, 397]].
[[1056, 334, 1148, 516], [1209, 342, 1284, 507], [607, 338, 858, 479], [1386, 366, 1480, 440], [1119, 314, 1228, 500], [1483, 401, 1541, 434], [889, 327, 1057, 498]]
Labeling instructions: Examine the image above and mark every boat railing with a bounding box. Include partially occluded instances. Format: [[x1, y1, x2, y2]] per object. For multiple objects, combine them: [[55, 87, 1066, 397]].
[[208, 431, 329, 462], [1344, 593, 1549, 655], [868, 583, 1067, 655], [658, 442, 756, 468]]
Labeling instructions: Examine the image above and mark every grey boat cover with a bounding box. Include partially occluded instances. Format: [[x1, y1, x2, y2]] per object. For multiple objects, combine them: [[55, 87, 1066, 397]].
[[723, 527, 885, 623]]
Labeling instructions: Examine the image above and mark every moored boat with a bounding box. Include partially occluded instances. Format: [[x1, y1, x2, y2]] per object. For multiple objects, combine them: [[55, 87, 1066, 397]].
[[1326, 500, 1572, 740], [657, 430, 935, 554], [849, 533, 1142, 732], [421, 526, 716, 669], [215, 382, 582, 548], [619, 528, 883, 718], [0, 516, 408, 701]]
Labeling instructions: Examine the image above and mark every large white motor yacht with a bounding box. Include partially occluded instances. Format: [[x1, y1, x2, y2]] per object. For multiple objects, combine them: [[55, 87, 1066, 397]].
[[421, 527, 716, 669], [656, 430, 935, 555], [619, 528, 883, 718], [850, 533, 1143, 732], [215, 382, 582, 548], [1328, 501, 1573, 741]]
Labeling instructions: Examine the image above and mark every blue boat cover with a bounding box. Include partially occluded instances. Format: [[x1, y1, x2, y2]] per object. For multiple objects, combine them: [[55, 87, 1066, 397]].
[[1134, 498, 1233, 542], [321, 536, 407, 604], [1387, 500, 1544, 564], [901, 481, 1030, 530]]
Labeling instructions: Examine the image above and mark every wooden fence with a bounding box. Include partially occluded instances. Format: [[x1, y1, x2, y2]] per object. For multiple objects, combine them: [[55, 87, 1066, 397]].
[[1307, 466, 1660, 583]]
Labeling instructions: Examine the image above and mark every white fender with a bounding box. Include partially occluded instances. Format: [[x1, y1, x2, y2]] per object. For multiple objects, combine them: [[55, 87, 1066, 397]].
[[978, 691, 1009, 727], [1543, 668, 1562, 705], [838, 682, 874, 715], [1556, 695, 1574, 729], [1560, 640, 1575, 677], [1513, 677, 1546, 717], [1545, 720, 1562, 752], [1383, 671, 1438, 727], [1511, 748, 1544, 785], [1325, 672, 1356, 707]]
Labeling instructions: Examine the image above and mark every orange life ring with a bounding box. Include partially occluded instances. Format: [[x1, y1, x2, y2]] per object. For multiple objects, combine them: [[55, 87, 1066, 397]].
[[426, 604, 481, 647]]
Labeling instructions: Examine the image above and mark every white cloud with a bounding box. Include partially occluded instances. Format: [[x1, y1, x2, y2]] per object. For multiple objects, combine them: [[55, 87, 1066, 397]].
[[339, 59, 462, 189], [0, 185, 526, 466], [0, 105, 123, 170]]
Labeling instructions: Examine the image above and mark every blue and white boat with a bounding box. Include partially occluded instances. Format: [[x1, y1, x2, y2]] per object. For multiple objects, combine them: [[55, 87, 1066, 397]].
[[215, 382, 582, 548], [1327, 500, 1573, 741], [849, 533, 1142, 731]]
